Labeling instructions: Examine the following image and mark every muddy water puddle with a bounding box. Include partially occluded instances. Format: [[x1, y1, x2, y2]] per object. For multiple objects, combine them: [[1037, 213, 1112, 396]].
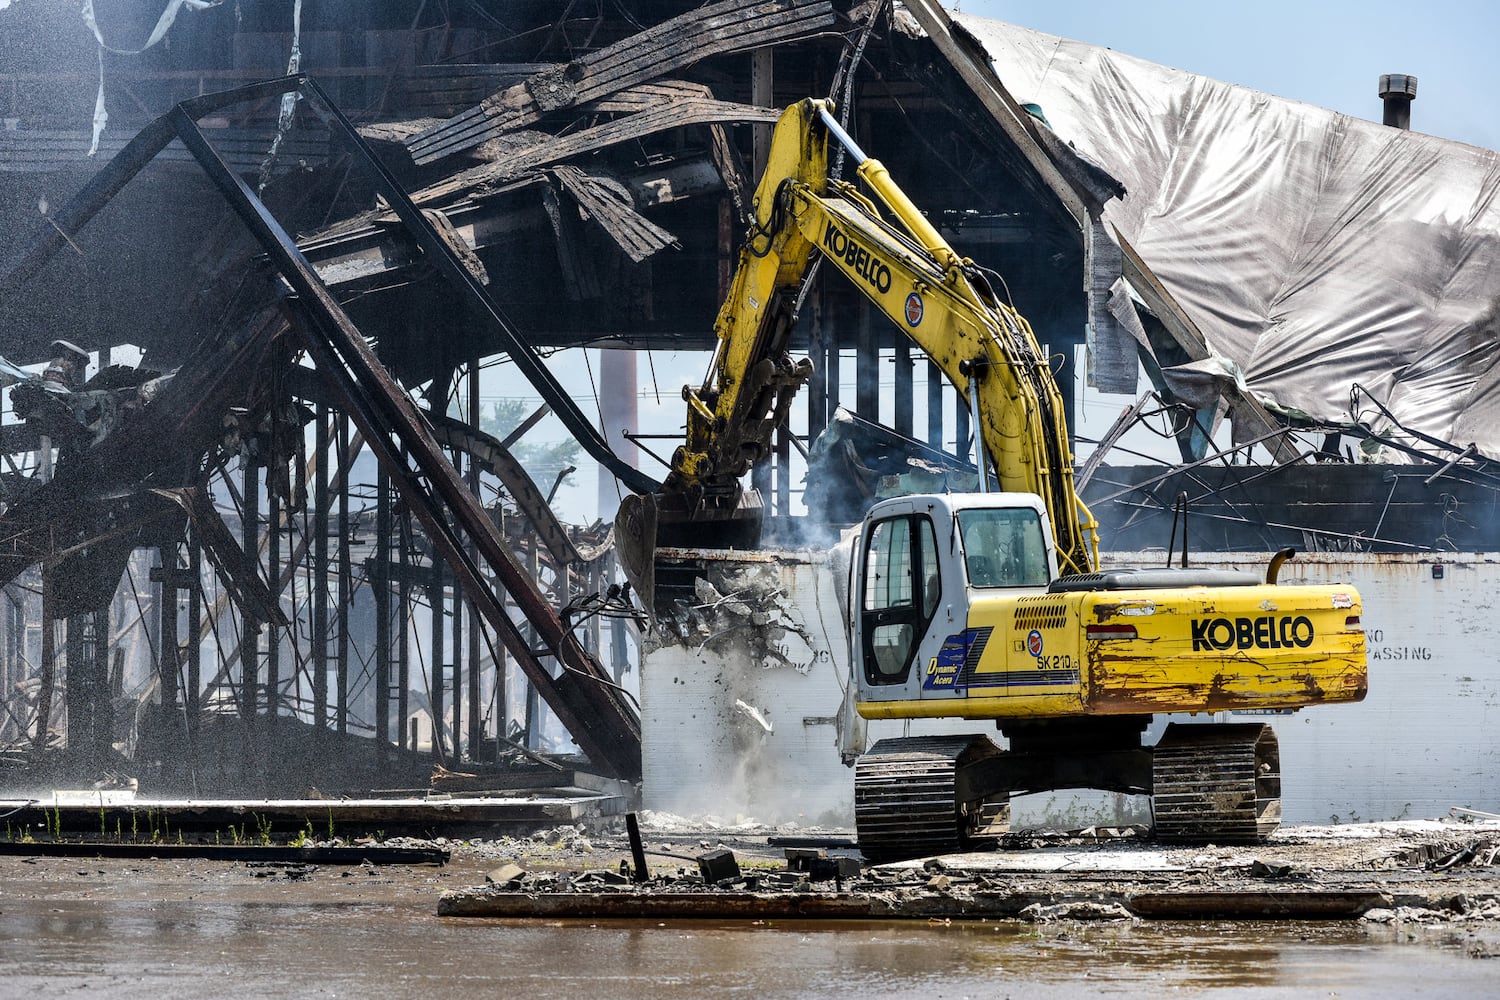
[[3, 896, 1497, 999]]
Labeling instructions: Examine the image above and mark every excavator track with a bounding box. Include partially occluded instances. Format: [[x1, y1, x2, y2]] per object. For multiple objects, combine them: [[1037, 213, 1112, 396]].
[[855, 735, 1008, 863], [1152, 723, 1282, 843]]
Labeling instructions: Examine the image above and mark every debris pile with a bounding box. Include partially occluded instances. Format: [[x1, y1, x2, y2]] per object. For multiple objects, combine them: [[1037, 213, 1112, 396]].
[[1363, 897, 1500, 925], [435, 818, 1500, 923]]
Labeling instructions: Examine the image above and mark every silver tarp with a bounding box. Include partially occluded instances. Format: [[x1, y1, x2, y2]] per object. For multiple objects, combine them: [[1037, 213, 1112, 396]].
[[957, 15, 1500, 461]]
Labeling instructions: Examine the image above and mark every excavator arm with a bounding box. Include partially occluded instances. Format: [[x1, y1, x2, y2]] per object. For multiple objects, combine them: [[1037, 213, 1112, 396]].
[[668, 99, 827, 502], [779, 107, 1097, 575], [620, 99, 1097, 597]]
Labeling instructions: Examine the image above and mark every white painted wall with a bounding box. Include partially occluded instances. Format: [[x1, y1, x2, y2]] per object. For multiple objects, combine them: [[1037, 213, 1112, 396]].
[[640, 549, 856, 826], [1167, 551, 1500, 825]]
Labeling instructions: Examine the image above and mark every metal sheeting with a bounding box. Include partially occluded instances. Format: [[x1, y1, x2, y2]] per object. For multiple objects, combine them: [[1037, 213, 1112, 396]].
[[956, 16, 1500, 461]]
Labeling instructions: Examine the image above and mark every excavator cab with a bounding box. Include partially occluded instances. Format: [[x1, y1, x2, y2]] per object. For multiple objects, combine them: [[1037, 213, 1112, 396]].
[[853, 492, 1062, 714]]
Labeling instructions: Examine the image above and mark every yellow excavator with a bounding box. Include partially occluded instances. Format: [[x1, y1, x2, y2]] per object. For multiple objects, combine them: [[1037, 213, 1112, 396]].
[[617, 99, 1367, 861]]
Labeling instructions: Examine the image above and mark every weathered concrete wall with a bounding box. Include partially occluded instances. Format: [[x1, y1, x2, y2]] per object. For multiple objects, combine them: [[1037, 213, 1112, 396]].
[[640, 549, 855, 826], [1161, 551, 1500, 825], [640, 548, 1500, 828]]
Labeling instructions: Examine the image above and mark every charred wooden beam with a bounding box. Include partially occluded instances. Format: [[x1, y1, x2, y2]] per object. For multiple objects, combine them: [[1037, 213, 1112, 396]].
[[300, 155, 723, 293], [411, 96, 779, 205], [543, 174, 605, 302], [406, 0, 836, 165], [307, 80, 657, 496], [549, 165, 680, 265]]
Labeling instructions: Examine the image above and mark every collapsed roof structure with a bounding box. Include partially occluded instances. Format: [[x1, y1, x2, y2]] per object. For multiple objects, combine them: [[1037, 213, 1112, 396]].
[[0, 0, 1494, 796]]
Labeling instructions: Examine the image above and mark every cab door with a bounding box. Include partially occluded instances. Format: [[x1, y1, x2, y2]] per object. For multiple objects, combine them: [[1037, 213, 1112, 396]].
[[857, 506, 943, 692]]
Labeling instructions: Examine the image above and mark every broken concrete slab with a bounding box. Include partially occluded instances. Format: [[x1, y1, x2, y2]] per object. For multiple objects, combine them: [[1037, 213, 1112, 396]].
[[697, 848, 740, 885], [485, 863, 525, 887], [436, 876, 1420, 922]]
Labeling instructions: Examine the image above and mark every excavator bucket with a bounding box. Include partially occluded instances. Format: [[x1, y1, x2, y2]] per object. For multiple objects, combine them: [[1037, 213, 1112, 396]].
[[613, 491, 658, 623], [614, 488, 767, 619]]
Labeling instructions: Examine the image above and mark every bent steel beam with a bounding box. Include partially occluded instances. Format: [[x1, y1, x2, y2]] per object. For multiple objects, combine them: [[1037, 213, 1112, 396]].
[[165, 88, 641, 780], [297, 77, 657, 497]]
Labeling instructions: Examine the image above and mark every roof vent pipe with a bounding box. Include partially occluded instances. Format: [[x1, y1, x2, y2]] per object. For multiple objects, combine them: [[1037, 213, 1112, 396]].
[[1379, 73, 1417, 129]]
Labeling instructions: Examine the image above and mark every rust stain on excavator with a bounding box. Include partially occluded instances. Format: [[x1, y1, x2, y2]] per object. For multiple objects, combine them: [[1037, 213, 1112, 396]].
[[1083, 643, 1361, 713]]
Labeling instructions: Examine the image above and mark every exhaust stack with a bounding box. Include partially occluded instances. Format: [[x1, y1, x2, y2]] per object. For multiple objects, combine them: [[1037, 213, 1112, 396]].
[[1379, 73, 1417, 130]]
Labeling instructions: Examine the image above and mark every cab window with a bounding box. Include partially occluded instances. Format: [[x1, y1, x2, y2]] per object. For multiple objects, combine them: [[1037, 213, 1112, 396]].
[[956, 507, 1049, 588]]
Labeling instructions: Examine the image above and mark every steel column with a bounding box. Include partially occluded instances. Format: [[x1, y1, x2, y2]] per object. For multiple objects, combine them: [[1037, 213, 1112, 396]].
[[337, 414, 350, 736], [187, 536, 202, 724], [466, 360, 482, 757], [374, 468, 391, 746], [430, 555, 446, 761], [927, 360, 943, 450], [267, 485, 281, 716], [239, 462, 260, 720], [397, 508, 411, 751], [895, 338, 913, 438], [314, 403, 330, 729]]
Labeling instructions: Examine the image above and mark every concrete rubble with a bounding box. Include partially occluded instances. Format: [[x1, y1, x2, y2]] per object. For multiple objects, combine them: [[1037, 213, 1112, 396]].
[[4, 807, 1500, 926], [435, 816, 1500, 924]]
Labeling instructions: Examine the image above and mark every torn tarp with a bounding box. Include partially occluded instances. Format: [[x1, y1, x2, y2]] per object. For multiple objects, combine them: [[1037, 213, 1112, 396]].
[[958, 16, 1500, 462], [0, 354, 31, 387], [82, 0, 223, 155]]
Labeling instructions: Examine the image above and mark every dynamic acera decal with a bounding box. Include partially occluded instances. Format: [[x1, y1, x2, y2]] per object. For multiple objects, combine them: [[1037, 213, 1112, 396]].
[[922, 626, 1077, 691], [922, 628, 990, 690]]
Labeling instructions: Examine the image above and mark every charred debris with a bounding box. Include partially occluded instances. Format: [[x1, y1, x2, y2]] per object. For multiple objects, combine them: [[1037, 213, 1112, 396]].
[[0, 0, 1493, 804]]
